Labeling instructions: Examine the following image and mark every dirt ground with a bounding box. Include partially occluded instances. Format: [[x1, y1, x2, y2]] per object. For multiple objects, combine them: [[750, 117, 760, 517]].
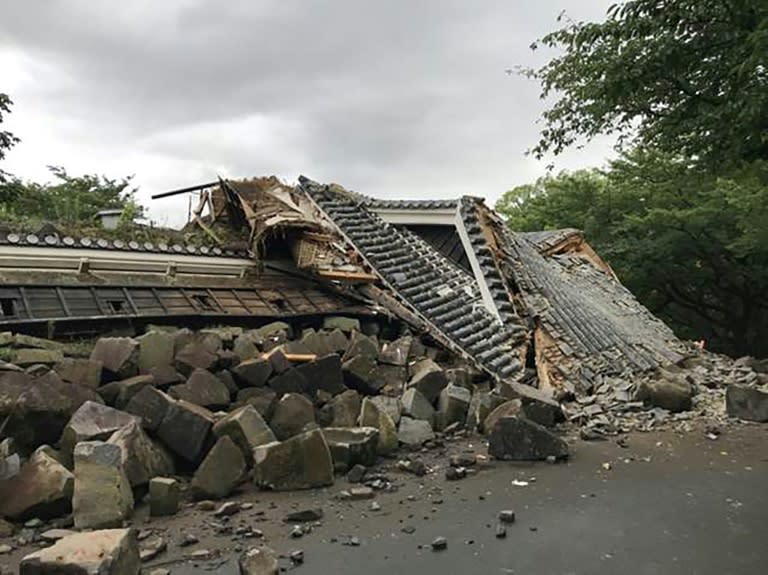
[[2, 421, 767, 574]]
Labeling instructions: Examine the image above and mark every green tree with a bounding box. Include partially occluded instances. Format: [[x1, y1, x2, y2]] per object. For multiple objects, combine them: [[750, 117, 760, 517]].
[[528, 0, 768, 169], [0, 93, 20, 186], [1, 166, 143, 226], [497, 153, 768, 357]]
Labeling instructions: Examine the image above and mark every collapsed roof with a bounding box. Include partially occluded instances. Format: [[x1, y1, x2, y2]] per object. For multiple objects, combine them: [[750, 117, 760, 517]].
[[199, 175, 692, 402]]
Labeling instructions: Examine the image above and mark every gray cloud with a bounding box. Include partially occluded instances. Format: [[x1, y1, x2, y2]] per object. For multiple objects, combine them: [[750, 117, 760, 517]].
[[0, 0, 614, 225]]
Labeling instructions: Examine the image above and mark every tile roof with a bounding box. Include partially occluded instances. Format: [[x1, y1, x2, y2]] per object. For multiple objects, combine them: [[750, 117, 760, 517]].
[[299, 177, 526, 381]]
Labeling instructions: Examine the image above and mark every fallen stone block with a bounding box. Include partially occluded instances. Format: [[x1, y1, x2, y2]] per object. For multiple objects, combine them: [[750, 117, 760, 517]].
[[358, 398, 398, 455], [149, 477, 180, 517], [341, 355, 382, 395], [487, 416, 569, 461], [435, 384, 471, 431], [0, 370, 103, 449], [169, 368, 230, 409], [397, 417, 435, 447], [266, 348, 292, 374], [482, 400, 523, 436], [90, 337, 139, 381], [322, 427, 379, 470], [370, 364, 407, 396], [123, 386, 175, 432], [246, 321, 292, 344], [268, 393, 316, 441], [496, 380, 564, 426], [467, 391, 506, 432], [138, 331, 176, 374], [233, 358, 273, 388], [54, 358, 103, 388], [215, 369, 239, 397], [147, 364, 184, 387], [191, 435, 246, 500], [325, 328, 349, 354], [635, 379, 693, 413], [378, 336, 412, 367], [324, 389, 361, 428], [233, 336, 259, 362], [98, 375, 155, 409], [236, 387, 277, 418], [12, 333, 64, 351], [253, 429, 334, 491], [726, 384, 768, 422], [73, 441, 134, 529], [13, 348, 64, 367], [370, 396, 402, 425], [401, 388, 435, 425], [60, 401, 139, 463], [156, 400, 214, 463], [174, 343, 218, 377], [268, 367, 308, 394], [213, 405, 276, 463], [297, 354, 347, 396], [323, 316, 360, 333], [19, 528, 140, 575], [108, 421, 175, 487], [0, 447, 73, 520], [407, 359, 448, 403], [239, 545, 279, 575]]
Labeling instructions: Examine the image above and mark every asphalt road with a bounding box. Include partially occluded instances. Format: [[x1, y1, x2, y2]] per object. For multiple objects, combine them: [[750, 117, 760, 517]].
[[169, 425, 768, 575]]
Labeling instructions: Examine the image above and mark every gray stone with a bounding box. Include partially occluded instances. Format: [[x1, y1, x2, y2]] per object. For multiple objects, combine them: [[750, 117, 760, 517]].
[[269, 393, 315, 441], [213, 405, 276, 463], [60, 401, 139, 463], [54, 358, 103, 388], [98, 375, 154, 409], [726, 384, 768, 422], [138, 331, 175, 374], [325, 389, 361, 428], [296, 354, 347, 396], [467, 391, 506, 432], [235, 387, 277, 419], [266, 349, 292, 374], [156, 400, 214, 463], [174, 343, 218, 377], [401, 388, 435, 425], [299, 329, 335, 357], [635, 378, 693, 413], [246, 322, 292, 344], [108, 421, 175, 487], [370, 396, 402, 425], [325, 329, 349, 354], [13, 348, 64, 367], [0, 448, 73, 520], [169, 368, 230, 409], [435, 384, 471, 431], [73, 441, 133, 529], [496, 381, 564, 426], [191, 435, 246, 499], [268, 367, 307, 394], [215, 370, 239, 397], [482, 400, 523, 436], [322, 427, 379, 470], [371, 364, 408, 396], [233, 337, 259, 362], [233, 358, 273, 388], [0, 370, 103, 449], [407, 359, 448, 403], [123, 387, 174, 432], [341, 355, 382, 395], [147, 364, 184, 387], [253, 429, 334, 491], [358, 398, 398, 455], [19, 528, 140, 575], [239, 546, 279, 575], [487, 416, 569, 461], [12, 333, 64, 351], [149, 477, 180, 517], [378, 336, 412, 366], [397, 417, 435, 447], [90, 337, 139, 380], [323, 316, 360, 333]]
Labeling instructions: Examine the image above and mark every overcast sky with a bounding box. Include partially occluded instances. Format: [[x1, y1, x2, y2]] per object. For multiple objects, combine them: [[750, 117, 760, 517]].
[[1, 0, 614, 227]]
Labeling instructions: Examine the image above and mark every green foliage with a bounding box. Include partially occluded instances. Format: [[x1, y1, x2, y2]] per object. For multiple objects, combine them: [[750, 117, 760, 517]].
[[528, 0, 768, 169], [0, 93, 21, 184], [497, 153, 768, 357], [0, 165, 144, 226]]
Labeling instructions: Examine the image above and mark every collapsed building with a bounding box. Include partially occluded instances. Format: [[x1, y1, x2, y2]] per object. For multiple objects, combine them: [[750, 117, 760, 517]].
[[1, 175, 766, 567]]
